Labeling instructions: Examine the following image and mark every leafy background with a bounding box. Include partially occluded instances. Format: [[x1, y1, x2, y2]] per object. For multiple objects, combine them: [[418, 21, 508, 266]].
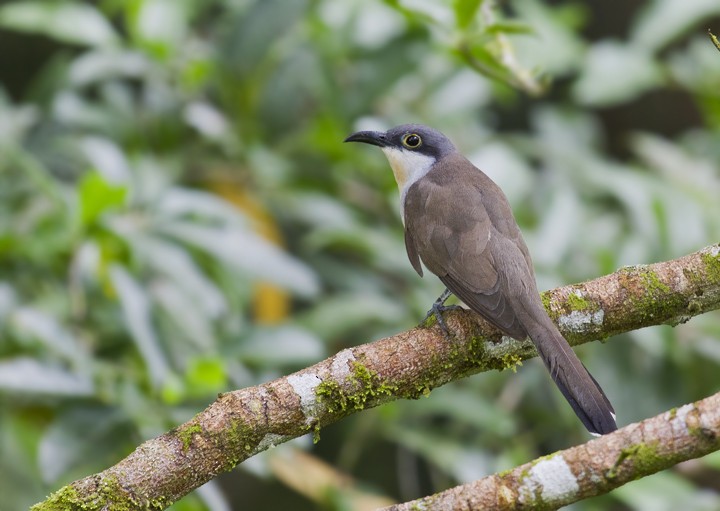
[[1, 0, 719, 509]]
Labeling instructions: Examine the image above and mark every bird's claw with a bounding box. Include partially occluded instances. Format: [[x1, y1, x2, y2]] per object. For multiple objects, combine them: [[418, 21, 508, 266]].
[[421, 288, 463, 339]]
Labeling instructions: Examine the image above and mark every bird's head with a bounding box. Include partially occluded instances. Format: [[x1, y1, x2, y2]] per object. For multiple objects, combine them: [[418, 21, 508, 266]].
[[344, 124, 456, 194]]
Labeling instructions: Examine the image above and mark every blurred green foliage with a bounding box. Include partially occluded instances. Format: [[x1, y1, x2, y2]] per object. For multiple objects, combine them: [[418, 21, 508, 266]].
[[1, 0, 719, 510]]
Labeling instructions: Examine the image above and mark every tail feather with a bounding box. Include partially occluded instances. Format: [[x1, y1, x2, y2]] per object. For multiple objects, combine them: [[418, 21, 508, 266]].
[[530, 323, 617, 435]]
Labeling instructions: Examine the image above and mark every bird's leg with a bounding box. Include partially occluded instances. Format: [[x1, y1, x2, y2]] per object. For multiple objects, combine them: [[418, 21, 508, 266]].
[[422, 288, 463, 338]]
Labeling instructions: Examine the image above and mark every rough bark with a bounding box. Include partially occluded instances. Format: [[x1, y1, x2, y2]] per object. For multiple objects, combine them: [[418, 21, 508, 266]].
[[381, 391, 720, 511], [31, 244, 720, 510]]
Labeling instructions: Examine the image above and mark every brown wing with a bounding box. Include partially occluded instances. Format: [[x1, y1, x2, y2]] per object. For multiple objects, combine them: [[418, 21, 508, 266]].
[[403, 154, 529, 339], [404, 228, 423, 276]]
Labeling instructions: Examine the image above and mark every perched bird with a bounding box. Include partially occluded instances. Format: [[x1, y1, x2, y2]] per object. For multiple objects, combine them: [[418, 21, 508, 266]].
[[345, 124, 617, 435]]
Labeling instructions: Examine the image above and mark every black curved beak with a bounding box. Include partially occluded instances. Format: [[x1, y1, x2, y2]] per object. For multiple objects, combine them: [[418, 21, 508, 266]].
[[344, 130, 389, 147]]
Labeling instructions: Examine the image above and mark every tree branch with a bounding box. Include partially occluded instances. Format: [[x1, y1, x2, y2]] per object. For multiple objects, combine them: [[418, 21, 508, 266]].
[[32, 244, 720, 510], [381, 390, 720, 510]]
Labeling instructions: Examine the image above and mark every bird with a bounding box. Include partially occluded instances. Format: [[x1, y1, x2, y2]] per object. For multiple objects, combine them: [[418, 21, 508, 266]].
[[345, 124, 617, 436]]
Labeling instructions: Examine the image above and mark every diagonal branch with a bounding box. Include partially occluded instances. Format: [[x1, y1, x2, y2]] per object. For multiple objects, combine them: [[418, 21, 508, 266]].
[[381, 390, 720, 510], [32, 244, 720, 510]]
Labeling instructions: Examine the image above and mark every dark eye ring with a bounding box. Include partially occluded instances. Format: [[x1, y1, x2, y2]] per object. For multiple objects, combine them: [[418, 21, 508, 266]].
[[403, 134, 422, 148]]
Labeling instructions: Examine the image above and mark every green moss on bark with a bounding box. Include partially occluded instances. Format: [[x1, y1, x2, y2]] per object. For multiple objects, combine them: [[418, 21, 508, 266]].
[[30, 475, 166, 511], [606, 441, 662, 480], [177, 423, 202, 451], [540, 291, 554, 318], [566, 290, 592, 311], [701, 249, 720, 284], [620, 267, 685, 324], [31, 486, 83, 511], [316, 362, 398, 414], [220, 418, 265, 472]]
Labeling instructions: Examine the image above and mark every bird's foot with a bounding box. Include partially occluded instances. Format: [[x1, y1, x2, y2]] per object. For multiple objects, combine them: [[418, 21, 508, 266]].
[[421, 288, 463, 339]]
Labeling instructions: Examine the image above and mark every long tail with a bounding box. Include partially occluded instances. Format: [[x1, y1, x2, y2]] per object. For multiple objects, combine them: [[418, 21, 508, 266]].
[[527, 321, 617, 435]]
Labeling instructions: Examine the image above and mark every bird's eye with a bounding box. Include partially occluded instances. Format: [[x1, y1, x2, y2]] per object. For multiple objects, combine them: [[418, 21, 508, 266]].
[[402, 134, 422, 149]]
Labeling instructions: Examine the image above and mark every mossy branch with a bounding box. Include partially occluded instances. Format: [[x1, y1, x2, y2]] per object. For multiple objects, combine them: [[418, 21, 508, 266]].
[[32, 244, 720, 510], [382, 391, 720, 511]]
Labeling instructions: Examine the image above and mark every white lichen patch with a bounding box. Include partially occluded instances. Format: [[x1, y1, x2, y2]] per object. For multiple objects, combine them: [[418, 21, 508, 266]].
[[669, 403, 694, 434], [485, 335, 535, 360], [287, 372, 322, 424], [254, 433, 291, 454], [707, 245, 720, 257], [331, 349, 355, 381], [558, 309, 604, 333], [518, 455, 579, 505], [497, 335, 529, 350]]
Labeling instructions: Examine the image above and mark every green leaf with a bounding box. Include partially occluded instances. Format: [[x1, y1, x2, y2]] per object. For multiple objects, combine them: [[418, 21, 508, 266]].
[[572, 41, 664, 106], [0, 358, 94, 397], [153, 279, 217, 351], [463, 41, 512, 77], [79, 137, 131, 184], [298, 293, 405, 339], [158, 222, 319, 297], [195, 481, 232, 511], [155, 188, 248, 225], [632, 0, 720, 52], [185, 356, 227, 396], [511, 0, 586, 75], [0, 1, 118, 47], [612, 470, 705, 511], [386, 426, 497, 483], [485, 21, 534, 35], [38, 408, 127, 483], [132, 237, 227, 321], [69, 50, 152, 87], [12, 307, 87, 365], [453, 0, 483, 29], [235, 326, 325, 366], [78, 171, 128, 228], [110, 265, 170, 389], [135, 0, 189, 43], [160, 373, 185, 405], [220, 0, 309, 77]]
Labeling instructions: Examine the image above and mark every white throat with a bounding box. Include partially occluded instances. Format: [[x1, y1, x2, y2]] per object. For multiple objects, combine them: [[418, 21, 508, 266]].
[[381, 147, 436, 209]]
